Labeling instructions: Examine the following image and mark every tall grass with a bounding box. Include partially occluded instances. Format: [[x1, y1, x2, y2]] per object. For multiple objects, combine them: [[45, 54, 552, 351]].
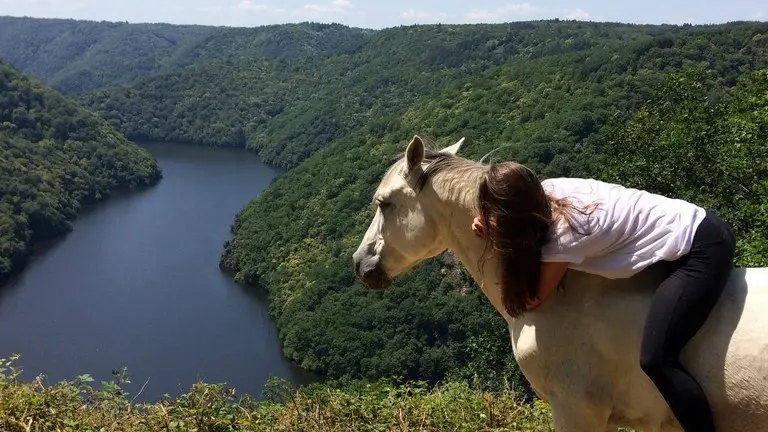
[[0, 355, 554, 431]]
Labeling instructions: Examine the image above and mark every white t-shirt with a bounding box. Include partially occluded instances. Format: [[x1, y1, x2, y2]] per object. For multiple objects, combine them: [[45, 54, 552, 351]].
[[540, 177, 706, 279]]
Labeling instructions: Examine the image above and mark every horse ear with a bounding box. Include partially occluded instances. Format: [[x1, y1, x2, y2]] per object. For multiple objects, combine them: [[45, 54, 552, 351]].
[[405, 135, 425, 171], [440, 137, 465, 155]]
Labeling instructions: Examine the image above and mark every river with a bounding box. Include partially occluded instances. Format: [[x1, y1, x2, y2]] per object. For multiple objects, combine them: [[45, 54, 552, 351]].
[[0, 142, 318, 401]]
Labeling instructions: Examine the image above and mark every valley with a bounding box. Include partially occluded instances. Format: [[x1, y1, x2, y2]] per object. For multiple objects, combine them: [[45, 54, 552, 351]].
[[1, 13, 767, 431]]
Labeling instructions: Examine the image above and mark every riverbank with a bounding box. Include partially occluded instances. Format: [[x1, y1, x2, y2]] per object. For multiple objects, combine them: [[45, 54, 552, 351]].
[[0, 172, 163, 288], [0, 142, 315, 403]]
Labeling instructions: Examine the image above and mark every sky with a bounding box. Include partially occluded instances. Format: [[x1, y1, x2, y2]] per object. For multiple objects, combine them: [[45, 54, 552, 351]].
[[0, 0, 765, 29]]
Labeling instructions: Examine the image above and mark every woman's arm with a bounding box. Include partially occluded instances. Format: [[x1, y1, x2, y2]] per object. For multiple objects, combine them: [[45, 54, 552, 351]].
[[526, 261, 570, 311], [472, 216, 571, 310]]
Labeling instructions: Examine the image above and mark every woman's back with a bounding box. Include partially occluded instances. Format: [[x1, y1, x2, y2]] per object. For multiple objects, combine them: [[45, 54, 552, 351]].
[[541, 177, 706, 278]]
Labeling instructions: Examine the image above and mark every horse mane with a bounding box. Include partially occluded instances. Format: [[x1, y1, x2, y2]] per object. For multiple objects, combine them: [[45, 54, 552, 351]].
[[414, 150, 487, 215], [391, 140, 486, 190], [415, 150, 470, 192]]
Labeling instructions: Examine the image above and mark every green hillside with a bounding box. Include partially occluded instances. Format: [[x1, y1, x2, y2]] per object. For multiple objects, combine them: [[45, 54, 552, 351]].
[[0, 61, 161, 284], [0, 16, 367, 93], [2, 44, 766, 432], [217, 21, 768, 387], [78, 20, 689, 168]]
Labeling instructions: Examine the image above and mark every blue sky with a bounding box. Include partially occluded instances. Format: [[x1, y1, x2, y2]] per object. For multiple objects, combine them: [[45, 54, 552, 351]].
[[0, 0, 765, 29]]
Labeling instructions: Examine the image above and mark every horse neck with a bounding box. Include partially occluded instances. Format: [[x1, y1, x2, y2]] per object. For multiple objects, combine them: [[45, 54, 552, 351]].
[[427, 169, 513, 323]]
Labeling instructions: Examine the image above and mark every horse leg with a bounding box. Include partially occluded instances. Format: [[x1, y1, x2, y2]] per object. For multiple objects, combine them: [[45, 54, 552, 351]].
[[549, 398, 611, 432]]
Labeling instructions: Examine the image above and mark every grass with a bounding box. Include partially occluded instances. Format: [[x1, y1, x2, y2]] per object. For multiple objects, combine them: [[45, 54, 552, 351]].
[[0, 354, 555, 431]]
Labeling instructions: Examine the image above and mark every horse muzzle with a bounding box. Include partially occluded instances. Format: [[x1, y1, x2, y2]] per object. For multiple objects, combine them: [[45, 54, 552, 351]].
[[352, 252, 392, 290]]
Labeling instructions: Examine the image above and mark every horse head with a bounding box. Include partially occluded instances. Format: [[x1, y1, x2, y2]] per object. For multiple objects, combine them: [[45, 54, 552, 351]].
[[352, 135, 469, 290]]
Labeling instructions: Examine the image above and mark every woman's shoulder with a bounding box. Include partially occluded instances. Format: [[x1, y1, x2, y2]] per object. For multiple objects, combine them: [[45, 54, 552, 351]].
[[541, 176, 619, 192], [541, 177, 702, 211], [540, 177, 614, 206]]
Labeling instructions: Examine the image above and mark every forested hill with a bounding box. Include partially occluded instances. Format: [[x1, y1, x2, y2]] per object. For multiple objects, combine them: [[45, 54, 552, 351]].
[[78, 20, 714, 169], [78, 21, 768, 169], [0, 16, 368, 93], [0, 61, 161, 284], [218, 22, 768, 387]]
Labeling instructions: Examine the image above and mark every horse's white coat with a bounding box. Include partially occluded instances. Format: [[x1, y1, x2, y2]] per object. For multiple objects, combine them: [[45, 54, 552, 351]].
[[352, 136, 768, 431]]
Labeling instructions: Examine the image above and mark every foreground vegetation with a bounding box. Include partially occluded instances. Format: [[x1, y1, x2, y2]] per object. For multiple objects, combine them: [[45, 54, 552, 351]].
[[0, 355, 553, 432], [0, 61, 161, 284]]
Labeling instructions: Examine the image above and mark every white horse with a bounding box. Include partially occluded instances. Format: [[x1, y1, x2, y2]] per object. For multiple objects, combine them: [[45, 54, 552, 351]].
[[352, 135, 768, 431]]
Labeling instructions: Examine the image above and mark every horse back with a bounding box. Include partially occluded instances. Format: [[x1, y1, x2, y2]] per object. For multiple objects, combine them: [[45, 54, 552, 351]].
[[510, 265, 768, 431]]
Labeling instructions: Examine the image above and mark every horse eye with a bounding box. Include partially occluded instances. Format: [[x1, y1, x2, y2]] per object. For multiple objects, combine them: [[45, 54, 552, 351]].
[[378, 201, 392, 210]]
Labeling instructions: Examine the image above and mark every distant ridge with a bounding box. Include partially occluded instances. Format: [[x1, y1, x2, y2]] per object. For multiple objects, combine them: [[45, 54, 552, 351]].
[[0, 15, 370, 93]]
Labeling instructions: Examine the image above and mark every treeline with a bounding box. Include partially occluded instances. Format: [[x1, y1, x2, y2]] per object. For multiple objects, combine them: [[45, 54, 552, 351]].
[[0, 16, 367, 93], [78, 20, 681, 169], [219, 22, 768, 390], [600, 67, 768, 267], [0, 61, 161, 284], [77, 21, 768, 170]]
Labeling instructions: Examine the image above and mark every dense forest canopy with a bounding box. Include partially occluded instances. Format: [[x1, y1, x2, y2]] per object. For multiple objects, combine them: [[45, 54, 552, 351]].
[[0, 16, 368, 93], [2, 14, 768, 401], [0, 61, 161, 284], [76, 20, 768, 169], [600, 67, 768, 267]]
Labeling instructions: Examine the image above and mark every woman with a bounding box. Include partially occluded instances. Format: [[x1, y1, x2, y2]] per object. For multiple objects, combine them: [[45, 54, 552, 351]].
[[471, 161, 735, 432]]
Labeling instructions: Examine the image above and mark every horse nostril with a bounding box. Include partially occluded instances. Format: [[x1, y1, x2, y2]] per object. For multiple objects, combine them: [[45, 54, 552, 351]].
[[354, 259, 362, 278]]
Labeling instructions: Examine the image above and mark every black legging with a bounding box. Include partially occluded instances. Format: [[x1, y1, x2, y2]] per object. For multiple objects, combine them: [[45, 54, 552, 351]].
[[639, 210, 735, 431]]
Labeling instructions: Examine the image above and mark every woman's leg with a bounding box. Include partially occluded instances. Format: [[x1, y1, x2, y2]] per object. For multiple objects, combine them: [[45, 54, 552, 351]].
[[639, 211, 735, 431]]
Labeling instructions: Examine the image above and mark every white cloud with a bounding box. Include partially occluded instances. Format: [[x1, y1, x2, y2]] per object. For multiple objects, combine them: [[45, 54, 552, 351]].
[[565, 8, 590, 20], [196, 5, 224, 12], [464, 10, 498, 21], [14, 0, 86, 7], [664, 16, 697, 25], [500, 3, 536, 15], [464, 3, 536, 23], [400, 8, 450, 22], [292, 0, 360, 20], [752, 11, 765, 20], [237, 1, 268, 11], [198, 1, 283, 14]]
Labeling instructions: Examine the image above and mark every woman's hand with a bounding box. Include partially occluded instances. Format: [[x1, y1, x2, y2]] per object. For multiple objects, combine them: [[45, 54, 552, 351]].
[[471, 216, 486, 239], [526, 261, 571, 311]]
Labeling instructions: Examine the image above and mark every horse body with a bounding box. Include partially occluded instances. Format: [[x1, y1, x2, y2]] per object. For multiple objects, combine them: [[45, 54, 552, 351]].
[[512, 265, 768, 431], [352, 135, 768, 431]]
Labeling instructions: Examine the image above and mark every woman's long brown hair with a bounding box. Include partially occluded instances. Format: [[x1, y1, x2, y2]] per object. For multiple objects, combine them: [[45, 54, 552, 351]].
[[477, 162, 591, 318]]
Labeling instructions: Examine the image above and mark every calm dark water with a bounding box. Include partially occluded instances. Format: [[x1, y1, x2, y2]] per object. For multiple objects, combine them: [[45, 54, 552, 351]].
[[0, 142, 317, 401]]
